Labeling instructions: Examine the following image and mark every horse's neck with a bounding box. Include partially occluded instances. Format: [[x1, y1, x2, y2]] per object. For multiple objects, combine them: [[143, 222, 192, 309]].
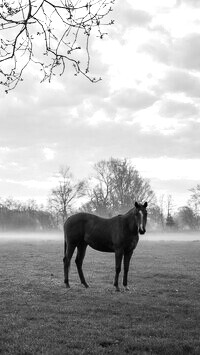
[[124, 208, 138, 234]]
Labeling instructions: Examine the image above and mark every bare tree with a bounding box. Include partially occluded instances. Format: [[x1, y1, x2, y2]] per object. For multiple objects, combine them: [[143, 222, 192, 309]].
[[85, 159, 113, 216], [48, 166, 86, 225], [189, 184, 200, 215], [0, 0, 115, 92], [84, 158, 155, 216], [176, 206, 197, 230], [166, 194, 174, 217], [165, 194, 176, 229], [147, 204, 164, 231], [188, 184, 200, 228], [157, 194, 165, 229], [109, 158, 155, 213]]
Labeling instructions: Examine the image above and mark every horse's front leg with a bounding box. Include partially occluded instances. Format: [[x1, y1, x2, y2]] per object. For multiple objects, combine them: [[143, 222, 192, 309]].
[[114, 249, 123, 291], [123, 249, 133, 291]]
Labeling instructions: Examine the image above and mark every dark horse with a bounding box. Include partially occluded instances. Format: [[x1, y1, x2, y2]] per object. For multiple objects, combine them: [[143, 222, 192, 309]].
[[63, 201, 148, 291]]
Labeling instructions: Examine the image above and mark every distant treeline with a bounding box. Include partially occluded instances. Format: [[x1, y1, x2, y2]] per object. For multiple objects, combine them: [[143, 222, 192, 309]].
[[0, 200, 56, 231], [1, 158, 200, 232], [0, 197, 199, 232]]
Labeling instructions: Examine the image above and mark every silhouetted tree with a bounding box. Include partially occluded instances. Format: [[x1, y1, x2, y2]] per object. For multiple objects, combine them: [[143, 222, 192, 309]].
[[157, 194, 165, 229], [176, 206, 197, 230], [147, 204, 164, 231], [84, 158, 155, 216], [48, 166, 86, 226], [166, 194, 174, 217], [166, 213, 176, 229], [188, 184, 200, 229]]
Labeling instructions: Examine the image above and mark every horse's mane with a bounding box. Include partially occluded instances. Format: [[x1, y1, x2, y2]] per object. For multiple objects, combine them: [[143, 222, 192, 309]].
[[124, 207, 137, 216]]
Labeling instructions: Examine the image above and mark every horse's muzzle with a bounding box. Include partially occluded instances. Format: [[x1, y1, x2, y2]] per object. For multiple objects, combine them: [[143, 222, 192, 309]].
[[139, 228, 146, 235]]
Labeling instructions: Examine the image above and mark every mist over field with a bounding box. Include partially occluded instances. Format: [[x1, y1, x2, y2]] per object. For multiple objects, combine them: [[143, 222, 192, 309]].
[[0, 231, 200, 243], [0, 231, 63, 242]]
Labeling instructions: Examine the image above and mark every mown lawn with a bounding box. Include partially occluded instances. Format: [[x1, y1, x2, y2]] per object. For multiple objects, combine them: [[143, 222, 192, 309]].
[[0, 237, 200, 354]]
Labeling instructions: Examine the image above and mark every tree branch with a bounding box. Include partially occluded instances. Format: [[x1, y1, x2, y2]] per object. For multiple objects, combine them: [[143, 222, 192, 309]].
[[0, 0, 115, 91]]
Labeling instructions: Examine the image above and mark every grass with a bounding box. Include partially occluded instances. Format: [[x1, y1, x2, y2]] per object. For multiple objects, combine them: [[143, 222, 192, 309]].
[[0, 236, 200, 354]]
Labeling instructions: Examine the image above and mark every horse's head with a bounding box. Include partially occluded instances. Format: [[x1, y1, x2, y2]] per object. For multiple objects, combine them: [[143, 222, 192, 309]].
[[135, 201, 148, 235]]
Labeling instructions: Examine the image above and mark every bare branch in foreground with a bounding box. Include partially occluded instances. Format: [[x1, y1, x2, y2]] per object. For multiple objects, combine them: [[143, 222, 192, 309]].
[[0, 0, 115, 91]]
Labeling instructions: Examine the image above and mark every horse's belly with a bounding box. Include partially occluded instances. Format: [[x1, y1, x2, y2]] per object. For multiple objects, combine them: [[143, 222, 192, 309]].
[[88, 241, 114, 253], [85, 232, 114, 252]]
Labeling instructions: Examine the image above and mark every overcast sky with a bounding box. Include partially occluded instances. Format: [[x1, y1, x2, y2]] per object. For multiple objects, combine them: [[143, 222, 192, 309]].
[[0, 0, 200, 209]]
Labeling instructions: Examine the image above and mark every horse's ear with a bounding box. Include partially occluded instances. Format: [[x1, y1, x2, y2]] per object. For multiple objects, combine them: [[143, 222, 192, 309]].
[[143, 202, 148, 208], [135, 201, 139, 209]]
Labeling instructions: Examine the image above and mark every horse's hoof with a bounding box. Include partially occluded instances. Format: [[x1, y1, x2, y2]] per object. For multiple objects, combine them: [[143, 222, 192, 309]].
[[124, 286, 130, 291], [65, 283, 70, 288], [115, 287, 120, 292], [83, 283, 89, 288]]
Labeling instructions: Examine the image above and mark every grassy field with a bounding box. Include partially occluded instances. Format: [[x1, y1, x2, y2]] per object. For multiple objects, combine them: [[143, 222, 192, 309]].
[[0, 237, 200, 354]]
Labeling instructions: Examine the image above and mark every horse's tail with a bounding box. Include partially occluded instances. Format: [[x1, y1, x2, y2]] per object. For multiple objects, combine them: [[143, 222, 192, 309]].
[[64, 239, 67, 258]]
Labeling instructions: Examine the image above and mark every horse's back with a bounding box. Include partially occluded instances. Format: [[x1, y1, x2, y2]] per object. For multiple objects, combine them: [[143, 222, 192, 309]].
[[64, 212, 100, 240], [64, 212, 116, 251]]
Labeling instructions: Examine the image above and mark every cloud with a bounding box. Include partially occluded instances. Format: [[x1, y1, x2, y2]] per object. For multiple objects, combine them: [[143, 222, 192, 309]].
[[173, 34, 200, 71], [142, 33, 200, 71], [43, 147, 55, 161], [176, 0, 200, 7], [132, 157, 200, 181], [1, 68, 200, 175], [109, 1, 152, 41], [51, 118, 200, 170], [158, 69, 200, 98], [116, 8, 152, 28], [111, 88, 157, 112], [0, 68, 111, 148], [159, 99, 199, 119], [140, 39, 171, 65]]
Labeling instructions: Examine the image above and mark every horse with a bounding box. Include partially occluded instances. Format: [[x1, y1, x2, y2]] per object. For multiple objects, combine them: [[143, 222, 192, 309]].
[[63, 201, 148, 291]]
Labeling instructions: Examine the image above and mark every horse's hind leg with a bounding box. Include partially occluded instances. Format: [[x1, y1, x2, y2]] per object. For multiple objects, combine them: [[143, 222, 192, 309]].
[[75, 243, 89, 288], [63, 243, 76, 288]]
